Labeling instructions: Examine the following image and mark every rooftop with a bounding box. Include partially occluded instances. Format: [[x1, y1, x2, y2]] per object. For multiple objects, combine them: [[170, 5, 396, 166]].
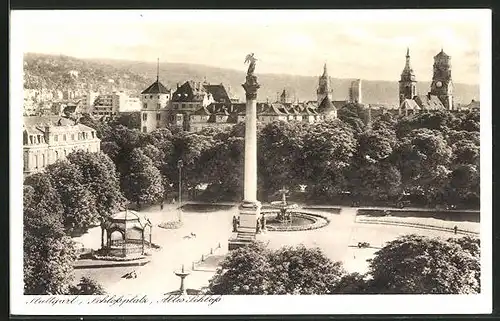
[[141, 80, 170, 94]]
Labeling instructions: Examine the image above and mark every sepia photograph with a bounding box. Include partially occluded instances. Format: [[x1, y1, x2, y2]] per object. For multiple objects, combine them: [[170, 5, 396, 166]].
[[10, 9, 491, 315]]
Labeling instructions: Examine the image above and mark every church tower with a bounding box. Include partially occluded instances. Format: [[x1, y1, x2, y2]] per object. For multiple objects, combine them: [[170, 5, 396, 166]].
[[317, 63, 333, 105], [430, 49, 453, 110], [398, 48, 417, 105]]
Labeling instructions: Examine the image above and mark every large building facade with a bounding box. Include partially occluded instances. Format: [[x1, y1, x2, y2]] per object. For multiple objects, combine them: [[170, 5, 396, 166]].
[[93, 92, 142, 119], [23, 116, 101, 176]]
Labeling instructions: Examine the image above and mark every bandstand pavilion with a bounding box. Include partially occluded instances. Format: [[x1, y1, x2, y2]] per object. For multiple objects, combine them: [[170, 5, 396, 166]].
[[100, 210, 153, 257]]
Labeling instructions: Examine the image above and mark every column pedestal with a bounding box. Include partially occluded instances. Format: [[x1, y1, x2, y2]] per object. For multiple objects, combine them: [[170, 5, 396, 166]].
[[228, 201, 262, 250]]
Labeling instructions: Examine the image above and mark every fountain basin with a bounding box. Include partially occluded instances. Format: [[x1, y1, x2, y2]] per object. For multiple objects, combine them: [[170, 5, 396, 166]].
[[262, 210, 330, 232]]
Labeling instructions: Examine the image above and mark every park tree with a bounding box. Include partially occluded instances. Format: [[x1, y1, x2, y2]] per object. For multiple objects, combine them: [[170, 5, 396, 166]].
[[79, 113, 112, 139], [391, 128, 452, 202], [101, 141, 121, 162], [46, 160, 98, 232], [166, 132, 215, 193], [258, 121, 306, 196], [266, 245, 345, 294], [451, 139, 480, 167], [121, 148, 164, 207], [456, 110, 480, 132], [445, 164, 480, 206], [331, 272, 371, 294], [138, 144, 164, 169], [208, 242, 273, 294], [23, 176, 77, 295], [302, 121, 356, 198], [368, 234, 480, 294], [208, 243, 346, 295], [113, 112, 141, 129], [354, 163, 402, 201], [66, 150, 126, 219], [69, 277, 106, 295], [445, 130, 480, 147], [199, 136, 244, 201], [338, 103, 370, 131], [356, 128, 397, 163]]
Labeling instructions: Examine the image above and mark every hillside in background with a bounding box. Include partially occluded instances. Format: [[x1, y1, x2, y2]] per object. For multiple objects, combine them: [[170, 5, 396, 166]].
[[24, 53, 479, 105]]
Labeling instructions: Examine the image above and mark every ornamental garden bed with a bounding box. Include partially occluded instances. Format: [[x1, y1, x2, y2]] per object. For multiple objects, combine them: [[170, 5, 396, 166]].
[[158, 220, 183, 229], [357, 209, 479, 223], [180, 204, 235, 212]]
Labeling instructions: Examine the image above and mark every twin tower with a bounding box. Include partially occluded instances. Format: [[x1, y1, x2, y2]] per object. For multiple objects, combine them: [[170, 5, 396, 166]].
[[399, 48, 454, 110]]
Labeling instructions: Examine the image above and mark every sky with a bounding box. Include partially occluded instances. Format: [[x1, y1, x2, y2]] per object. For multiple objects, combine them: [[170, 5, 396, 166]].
[[12, 9, 487, 84]]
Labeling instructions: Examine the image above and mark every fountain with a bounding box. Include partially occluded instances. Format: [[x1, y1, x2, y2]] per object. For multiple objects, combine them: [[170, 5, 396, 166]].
[[174, 264, 190, 295], [270, 187, 299, 223], [264, 187, 330, 232]]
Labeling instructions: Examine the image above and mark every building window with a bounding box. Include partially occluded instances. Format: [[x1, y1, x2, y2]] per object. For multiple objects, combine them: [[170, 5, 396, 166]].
[[23, 152, 28, 171], [92, 132, 95, 139], [64, 150, 67, 156], [29, 136, 33, 144], [63, 134, 66, 141], [143, 113, 148, 121], [157, 103, 161, 109], [143, 103, 147, 109], [54, 135, 58, 142], [42, 154, 45, 167], [150, 95, 153, 99], [156, 114, 161, 121], [143, 126, 147, 133], [37, 135, 41, 144], [71, 134, 75, 140]]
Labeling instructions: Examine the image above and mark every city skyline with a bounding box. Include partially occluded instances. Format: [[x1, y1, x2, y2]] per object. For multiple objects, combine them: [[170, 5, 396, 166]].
[[13, 10, 484, 85]]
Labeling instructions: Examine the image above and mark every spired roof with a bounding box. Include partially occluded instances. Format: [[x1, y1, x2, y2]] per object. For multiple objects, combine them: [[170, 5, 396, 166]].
[[434, 48, 450, 59], [141, 80, 170, 94]]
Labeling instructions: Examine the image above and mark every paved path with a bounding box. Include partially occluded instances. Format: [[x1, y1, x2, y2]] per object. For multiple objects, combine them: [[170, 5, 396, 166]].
[[74, 204, 479, 293]]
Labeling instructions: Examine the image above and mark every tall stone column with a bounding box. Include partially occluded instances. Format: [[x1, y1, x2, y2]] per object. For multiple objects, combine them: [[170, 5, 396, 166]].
[[239, 76, 261, 231], [228, 70, 261, 250]]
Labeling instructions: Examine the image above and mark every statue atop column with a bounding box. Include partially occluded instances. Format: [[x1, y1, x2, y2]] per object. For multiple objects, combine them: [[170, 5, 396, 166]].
[[243, 53, 260, 100]]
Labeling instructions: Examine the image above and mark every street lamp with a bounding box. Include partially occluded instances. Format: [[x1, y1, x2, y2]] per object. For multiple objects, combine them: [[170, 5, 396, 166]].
[[177, 160, 183, 222]]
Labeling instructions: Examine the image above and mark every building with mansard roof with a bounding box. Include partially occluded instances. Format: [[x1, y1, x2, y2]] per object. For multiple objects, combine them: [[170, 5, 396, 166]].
[[23, 116, 100, 177], [169, 81, 231, 131]]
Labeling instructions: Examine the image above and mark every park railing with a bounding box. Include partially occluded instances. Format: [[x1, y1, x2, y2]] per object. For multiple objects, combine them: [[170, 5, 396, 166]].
[[356, 216, 479, 236], [190, 242, 223, 272]]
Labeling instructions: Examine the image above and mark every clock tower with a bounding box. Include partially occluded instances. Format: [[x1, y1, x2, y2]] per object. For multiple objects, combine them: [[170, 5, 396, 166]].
[[430, 49, 453, 110], [398, 48, 417, 105]]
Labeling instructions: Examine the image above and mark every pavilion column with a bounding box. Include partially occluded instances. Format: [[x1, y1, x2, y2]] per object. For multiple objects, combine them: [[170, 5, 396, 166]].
[[141, 230, 145, 255], [100, 226, 104, 248]]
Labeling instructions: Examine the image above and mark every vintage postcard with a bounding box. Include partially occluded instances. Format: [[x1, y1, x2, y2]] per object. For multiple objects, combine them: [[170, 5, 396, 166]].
[[10, 9, 492, 315]]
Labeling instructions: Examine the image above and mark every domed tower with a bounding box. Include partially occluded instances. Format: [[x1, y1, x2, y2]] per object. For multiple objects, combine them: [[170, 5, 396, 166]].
[[430, 49, 453, 110], [398, 48, 417, 105], [317, 63, 333, 105]]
